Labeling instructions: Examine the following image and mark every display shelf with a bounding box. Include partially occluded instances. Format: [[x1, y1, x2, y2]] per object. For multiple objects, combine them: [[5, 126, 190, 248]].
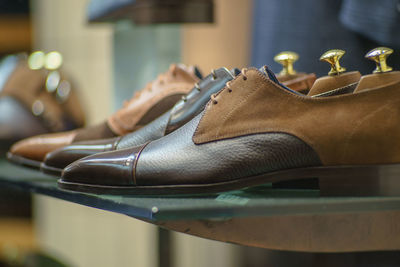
[[1, 159, 400, 252]]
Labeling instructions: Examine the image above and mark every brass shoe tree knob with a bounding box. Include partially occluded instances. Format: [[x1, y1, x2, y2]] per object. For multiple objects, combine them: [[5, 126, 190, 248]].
[[365, 47, 393, 73], [320, 49, 346, 76], [274, 51, 299, 75]]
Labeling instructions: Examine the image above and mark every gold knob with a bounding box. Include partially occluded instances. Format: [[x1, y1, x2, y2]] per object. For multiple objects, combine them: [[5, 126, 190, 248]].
[[320, 49, 346, 76], [274, 51, 299, 75], [365, 47, 393, 73]]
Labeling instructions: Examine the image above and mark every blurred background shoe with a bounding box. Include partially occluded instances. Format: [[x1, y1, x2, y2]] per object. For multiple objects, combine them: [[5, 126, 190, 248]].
[[0, 51, 85, 153], [7, 63, 200, 169]]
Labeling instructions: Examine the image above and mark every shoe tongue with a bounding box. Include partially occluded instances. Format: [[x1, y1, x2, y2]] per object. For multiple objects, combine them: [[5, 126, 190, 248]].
[[307, 71, 361, 96], [259, 66, 281, 84]]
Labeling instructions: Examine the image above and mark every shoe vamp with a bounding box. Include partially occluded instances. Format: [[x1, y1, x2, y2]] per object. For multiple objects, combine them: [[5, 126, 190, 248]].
[[135, 113, 322, 186]]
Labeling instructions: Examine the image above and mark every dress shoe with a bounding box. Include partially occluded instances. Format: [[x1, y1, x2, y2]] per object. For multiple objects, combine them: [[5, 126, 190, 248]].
[[7, 63, 200, 169], [41, 68, 317, 176], [0, 51, 85, 151], [61, 52, 396, 196]]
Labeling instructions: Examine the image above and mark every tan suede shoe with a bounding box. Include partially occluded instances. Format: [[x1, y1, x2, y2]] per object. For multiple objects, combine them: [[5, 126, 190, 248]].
[[7, 63, 201, 169]]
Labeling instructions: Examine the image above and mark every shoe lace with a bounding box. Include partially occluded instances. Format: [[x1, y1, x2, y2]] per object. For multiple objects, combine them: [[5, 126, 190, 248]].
[[210, 68, 248, 104]]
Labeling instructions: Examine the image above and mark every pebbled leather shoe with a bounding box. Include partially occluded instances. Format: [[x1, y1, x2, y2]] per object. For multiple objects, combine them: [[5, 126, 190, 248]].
[[41, 67, 317, 176], [61, 46, 400, 196], [7, 63, 200, 169]]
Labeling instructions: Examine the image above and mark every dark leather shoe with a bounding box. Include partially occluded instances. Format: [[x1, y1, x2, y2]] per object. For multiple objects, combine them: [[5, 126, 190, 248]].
[[42, 68, 318, 175], [8, 63, 200, 169], [60, 62, 398, 196]]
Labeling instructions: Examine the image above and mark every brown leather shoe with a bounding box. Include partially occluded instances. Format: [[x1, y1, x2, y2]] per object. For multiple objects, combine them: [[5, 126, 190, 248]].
[[8, 63, 200, 169], [60, 56, 399, 196], [41, 68, 318, 176]]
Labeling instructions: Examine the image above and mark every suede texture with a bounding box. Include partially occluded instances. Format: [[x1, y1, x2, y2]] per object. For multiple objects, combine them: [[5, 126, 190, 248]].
[[193, 68, 400, 166]]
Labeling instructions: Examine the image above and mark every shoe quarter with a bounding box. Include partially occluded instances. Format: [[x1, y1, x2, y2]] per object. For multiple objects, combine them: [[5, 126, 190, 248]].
[[193, 69, 400, 165]]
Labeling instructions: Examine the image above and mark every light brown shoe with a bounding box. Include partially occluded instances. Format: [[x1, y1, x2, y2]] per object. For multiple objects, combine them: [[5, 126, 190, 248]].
[[7, 63, 201, 169]]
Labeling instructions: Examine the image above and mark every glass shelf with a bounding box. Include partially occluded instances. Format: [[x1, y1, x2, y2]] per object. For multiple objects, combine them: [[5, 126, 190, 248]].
[[2, 159, 400, 252], [1, 160, 400, 221]]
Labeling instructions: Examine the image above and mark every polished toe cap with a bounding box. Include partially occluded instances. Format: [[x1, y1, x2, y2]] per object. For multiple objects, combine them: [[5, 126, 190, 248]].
[[61, 147, 141, 186], [9, 130, 77, 162], [44, 137, 121, 171]]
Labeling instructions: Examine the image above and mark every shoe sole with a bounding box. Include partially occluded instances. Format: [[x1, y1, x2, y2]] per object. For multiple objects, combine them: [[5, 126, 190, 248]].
[[40, 163, 63, 177], [7, 152, 42, 170], [58, 163, 400, 196]]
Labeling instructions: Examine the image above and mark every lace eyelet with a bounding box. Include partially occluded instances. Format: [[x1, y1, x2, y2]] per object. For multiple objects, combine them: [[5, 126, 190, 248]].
[[243, 76, 247, 81]]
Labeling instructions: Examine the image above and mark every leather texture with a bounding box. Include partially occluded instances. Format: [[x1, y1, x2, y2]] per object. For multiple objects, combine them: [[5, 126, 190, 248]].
[[10, 121, 117, 162], [61, 68, 400, 190], [135, 114, 322, 186], [107, 64, 199, 135], [42, 68, 235, 171], [43, 70, 329, 172], [165, 67, 235, 134], [43, 111, 170, 172], [10, 131, 77, 162], [44, 136, 121, 171], [62, 113, 322, 186], [9, 63, 198, 163], [194, 68, 400, 165], [62, 145, 143, 185], [117, 111, 170, 149]]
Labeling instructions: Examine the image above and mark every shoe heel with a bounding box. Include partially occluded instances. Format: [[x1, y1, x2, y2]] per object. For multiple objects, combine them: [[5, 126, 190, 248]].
[[318, 164, 400, 196]]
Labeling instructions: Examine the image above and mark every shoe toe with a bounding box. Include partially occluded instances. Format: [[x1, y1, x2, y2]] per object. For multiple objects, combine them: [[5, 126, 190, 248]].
[[61, 147, 139, 186], [44, 137, 120, 172]]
